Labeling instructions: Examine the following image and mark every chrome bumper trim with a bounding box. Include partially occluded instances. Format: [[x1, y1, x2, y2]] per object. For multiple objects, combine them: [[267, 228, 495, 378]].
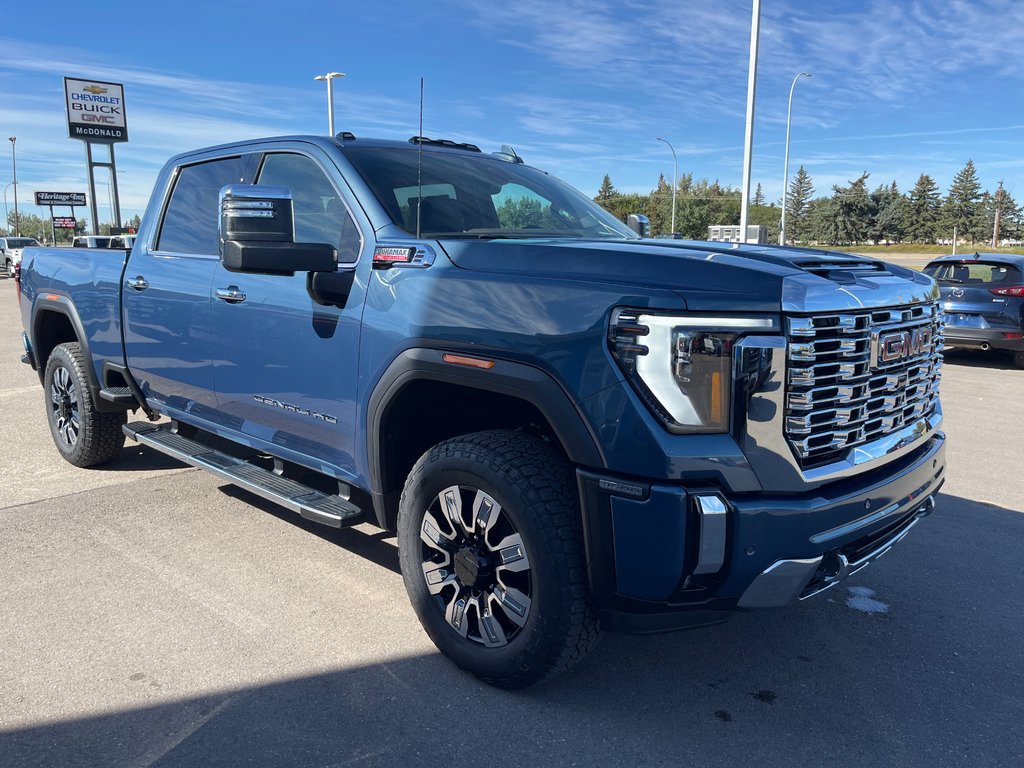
[[692, 494, 728, 575], [737, 494, 936, 609]]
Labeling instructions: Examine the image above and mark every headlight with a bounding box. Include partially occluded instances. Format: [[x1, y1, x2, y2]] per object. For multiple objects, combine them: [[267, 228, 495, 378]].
[[609, 309, 778, 433]]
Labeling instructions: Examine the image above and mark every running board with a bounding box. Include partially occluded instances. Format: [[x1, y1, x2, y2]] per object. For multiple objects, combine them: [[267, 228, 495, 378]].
[[123, 421, 365, 528]]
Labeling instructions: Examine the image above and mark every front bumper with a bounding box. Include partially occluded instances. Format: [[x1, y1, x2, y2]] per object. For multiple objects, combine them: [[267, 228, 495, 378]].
[[578, 432, 945, 633]]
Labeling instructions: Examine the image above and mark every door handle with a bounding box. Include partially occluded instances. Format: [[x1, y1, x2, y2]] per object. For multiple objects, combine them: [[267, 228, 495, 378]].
[[127, 276, 149, 291], [216, 286, 247, 304]]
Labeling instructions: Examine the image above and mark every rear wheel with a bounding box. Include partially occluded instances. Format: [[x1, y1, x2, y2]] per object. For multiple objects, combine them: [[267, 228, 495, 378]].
[[398, 430, 600, 688], [43, 342, 127, 467], [1015, 351, 1024, 370]]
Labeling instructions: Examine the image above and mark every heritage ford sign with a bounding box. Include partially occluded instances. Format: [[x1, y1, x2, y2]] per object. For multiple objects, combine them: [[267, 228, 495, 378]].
[[35, 192, 87, 206], [64, 77, 128, 143]]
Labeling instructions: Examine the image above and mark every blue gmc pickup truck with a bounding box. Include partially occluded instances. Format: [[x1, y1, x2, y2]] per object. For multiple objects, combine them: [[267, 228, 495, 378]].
[[18, 134, 945, 687]]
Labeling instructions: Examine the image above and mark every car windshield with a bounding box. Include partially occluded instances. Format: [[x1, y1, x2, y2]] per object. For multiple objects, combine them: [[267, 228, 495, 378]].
[[342, 146, 638, 241], [7, 238, 39, 248], [924, 260, 1022, 285]]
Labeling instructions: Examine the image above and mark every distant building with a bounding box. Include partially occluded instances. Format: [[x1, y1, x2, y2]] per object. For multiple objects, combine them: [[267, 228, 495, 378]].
[[708, 224, 768, 244]]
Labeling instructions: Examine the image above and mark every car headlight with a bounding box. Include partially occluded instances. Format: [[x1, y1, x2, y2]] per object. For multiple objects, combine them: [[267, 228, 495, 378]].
[[609, 309, 778, 433]]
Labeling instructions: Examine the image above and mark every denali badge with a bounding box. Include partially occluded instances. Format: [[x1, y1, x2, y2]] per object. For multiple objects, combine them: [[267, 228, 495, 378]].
[[875, 327, 932, 366], [253, 395, 338, 424]]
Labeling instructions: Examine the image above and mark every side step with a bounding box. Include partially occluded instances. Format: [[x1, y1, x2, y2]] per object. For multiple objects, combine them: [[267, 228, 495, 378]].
[[100, 386, 138, 405], [123, 421, 365, 528]]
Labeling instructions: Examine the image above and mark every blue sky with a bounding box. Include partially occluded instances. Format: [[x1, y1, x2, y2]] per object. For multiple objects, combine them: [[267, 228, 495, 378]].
[[2, 0, 1023, 227]]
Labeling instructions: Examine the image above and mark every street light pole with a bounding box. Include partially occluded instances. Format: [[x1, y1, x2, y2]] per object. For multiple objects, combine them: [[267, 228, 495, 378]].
[[313, 72, 346, 136], [779, 72, 811, 245], [656, 137, 678, 235], [2, 182, 12, 233], [738, 0, 761, 244], [9, 136, 19, 237]]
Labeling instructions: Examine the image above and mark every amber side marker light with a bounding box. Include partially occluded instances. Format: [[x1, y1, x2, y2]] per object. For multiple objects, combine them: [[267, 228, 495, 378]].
[[442, 353, 495, 370], [45, 293, 61, 301]]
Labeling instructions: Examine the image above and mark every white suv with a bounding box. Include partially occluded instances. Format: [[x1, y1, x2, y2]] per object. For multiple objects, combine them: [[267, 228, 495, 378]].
[[0, 236, 41, 278]]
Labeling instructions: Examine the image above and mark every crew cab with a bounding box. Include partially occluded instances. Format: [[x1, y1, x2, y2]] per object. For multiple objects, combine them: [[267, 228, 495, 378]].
[[18, 134, 946, 687]]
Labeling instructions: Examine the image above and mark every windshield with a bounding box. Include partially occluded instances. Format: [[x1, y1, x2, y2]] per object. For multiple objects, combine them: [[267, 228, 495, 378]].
[[924, 260, 1021, 284], [7, 238, 39, 248], [342, 146, 637, 241]]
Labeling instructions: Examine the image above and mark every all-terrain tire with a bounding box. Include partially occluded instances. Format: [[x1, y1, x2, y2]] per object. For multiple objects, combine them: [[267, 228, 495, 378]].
[[43, 342, 126, 467], [398, 430, 600, 688], [1015, 350, 1024, 370]]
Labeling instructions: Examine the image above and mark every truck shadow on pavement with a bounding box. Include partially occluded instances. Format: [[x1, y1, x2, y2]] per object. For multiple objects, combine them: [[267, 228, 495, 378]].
[[2, 491, 1020, 768]]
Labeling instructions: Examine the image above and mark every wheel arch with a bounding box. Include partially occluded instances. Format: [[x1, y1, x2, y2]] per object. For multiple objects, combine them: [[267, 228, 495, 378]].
[[366, 348, 606, 531], [32, 296, 122, 413]]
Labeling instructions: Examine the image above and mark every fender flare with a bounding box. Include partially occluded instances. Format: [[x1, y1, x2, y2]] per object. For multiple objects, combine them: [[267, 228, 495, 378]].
[[31, 294, 121, 413], [365, 348, 606, 528]]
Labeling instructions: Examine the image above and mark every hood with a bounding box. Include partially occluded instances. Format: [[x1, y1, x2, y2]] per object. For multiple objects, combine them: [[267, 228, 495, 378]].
[[439, 238, 937, 313]]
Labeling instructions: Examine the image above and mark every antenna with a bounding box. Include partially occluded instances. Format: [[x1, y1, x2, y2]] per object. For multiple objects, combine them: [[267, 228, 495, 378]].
[[416, 77, 424, 240]]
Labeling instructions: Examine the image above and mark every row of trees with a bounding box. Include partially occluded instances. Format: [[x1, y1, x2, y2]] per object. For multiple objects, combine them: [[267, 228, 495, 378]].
[[1, 212, 141, 243], [595, 159, 1024, 246]]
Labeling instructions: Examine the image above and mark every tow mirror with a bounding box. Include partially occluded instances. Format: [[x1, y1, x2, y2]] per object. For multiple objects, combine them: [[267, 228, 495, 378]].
[[219, 185, 337, 276], [627, 213, 649, 237]]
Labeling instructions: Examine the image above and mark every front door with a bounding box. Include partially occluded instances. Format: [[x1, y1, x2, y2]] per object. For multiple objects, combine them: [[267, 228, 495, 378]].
[[210, 149, 367, 479]]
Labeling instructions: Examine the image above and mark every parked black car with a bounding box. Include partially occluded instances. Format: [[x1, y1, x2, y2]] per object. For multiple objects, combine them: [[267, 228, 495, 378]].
[[924, 252, 1024, 368]]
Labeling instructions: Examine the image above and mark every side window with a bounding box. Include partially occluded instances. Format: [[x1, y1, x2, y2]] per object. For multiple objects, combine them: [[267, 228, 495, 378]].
[[157, 156, 245, 255], [256, 153, 361, 264]]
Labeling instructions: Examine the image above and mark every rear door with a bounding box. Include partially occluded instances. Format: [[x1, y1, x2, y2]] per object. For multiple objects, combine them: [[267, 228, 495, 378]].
[[210, 146, 367, 478], [123, 155, 250, 421]]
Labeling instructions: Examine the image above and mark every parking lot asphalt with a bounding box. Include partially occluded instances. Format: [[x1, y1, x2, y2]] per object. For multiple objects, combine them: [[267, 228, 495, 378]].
[[0, 279, 1021, 768]]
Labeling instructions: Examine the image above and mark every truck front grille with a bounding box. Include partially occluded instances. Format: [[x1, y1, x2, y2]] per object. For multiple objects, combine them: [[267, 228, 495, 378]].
[[784, 303, 943, 468]]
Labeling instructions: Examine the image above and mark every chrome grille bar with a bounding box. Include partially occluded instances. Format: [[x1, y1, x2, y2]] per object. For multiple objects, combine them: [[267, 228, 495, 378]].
[[784, 302, 943, 467]]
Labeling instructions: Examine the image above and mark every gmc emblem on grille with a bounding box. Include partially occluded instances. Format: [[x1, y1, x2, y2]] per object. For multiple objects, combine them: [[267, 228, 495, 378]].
[[875, 327, 932, 365]]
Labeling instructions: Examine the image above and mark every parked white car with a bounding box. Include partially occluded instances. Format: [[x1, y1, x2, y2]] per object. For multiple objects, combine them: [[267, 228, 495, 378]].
[[0, 236, 42, 278], [72, 236, 114, 248]]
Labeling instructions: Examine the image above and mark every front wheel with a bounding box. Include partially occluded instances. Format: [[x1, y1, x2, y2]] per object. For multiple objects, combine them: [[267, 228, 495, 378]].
[[398, 430, 600, 688], [3, 259, 12, 279], [43, 342, 127, 467]]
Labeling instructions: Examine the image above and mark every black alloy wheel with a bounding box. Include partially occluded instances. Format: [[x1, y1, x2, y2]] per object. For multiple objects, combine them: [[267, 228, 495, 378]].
[[43, 342, 126, 467]]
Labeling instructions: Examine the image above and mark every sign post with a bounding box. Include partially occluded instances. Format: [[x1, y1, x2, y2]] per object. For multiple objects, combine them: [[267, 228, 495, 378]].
[[64, 77, 128, 236]]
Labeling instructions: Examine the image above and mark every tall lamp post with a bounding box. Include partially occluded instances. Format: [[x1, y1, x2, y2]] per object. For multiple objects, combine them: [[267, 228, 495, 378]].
[[779, 72, 811, 245], [9, 136, 19, 236], [2, 182, 12, 233], [313, 72, 346, 136], [656, 137, 678, 236]]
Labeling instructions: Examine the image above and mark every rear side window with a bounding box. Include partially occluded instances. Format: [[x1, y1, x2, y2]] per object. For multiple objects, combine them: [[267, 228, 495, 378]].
[[924, 261, 1021, 284], [157, 156, 245, 254]]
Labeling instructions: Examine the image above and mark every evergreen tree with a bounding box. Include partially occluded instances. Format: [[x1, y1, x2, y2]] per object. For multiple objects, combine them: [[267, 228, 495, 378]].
[[943, 160, 983, 242], [785, 166, 814, 244], [752, 183, 765, 207], [647, 173, 672, 236], [831, 172, 873, 244], [905, 174, 942, 243], [869, 181, 906, 244], [595, 174, 618, 203]]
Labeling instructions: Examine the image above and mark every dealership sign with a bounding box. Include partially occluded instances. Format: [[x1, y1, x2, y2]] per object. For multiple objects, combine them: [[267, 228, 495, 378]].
[[52, 216, 78, 229], [64, 77, 128, 143], [35, 191, 87, 206]]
